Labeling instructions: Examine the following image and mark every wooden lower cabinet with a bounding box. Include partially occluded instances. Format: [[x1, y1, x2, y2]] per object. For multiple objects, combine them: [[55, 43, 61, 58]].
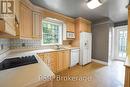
[[56, 50, 70, 72], [124, 67, 130, 87], [57, 51, 64, 72], [63, 50, 70, 70], [38, 50, 70, 73]]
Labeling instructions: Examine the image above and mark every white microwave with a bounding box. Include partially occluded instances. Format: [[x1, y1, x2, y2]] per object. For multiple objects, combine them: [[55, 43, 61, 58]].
[[67, 32, 75, 39]]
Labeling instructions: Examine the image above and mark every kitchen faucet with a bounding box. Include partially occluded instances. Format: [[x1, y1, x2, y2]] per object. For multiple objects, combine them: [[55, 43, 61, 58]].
[[56, 45, 60, 49]]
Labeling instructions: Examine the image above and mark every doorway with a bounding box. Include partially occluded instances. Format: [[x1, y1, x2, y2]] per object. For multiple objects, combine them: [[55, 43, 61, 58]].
[[118, 29, 127, 59], [113, 25, 128, 61]]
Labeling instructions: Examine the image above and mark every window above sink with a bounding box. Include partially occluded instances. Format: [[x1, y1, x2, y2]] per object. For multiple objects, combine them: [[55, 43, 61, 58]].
[[42, 18, 63, 45]]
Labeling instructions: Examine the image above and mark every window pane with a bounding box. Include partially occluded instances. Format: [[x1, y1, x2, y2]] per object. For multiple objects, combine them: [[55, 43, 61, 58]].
[[42, 21, 61, 45]]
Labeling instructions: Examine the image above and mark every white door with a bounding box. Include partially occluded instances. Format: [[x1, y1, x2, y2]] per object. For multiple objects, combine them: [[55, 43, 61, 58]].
[[114, 26, 128, 61], [117, 29, 127, 60]]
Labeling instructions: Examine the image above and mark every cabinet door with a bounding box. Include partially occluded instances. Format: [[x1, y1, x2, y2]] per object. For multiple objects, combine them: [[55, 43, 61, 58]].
[[125, 67, 130, 87], [57, 51, 70, 72], [63, 50, 70, 70], [57, 51, 64, 72], [20, 3, 33, 38], [43, 53, 50, 66], [80, 21, 91, 32], [66, 21, 75, 32], [50, 52, 58, 73], [33, 12, 42, 39]]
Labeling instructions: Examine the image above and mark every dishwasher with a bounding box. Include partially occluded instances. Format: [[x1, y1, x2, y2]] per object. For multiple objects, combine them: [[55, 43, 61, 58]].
[[70, 48, 80, 67]]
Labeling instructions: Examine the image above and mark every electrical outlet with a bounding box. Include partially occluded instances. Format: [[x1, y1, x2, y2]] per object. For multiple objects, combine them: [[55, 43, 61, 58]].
[[0, 44, 4, 50], [22, 43, 25, 47], [39, 75, 43, 81]]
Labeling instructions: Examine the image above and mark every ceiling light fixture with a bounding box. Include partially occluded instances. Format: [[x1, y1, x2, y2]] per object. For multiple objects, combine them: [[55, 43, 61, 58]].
[[86, 0, 103, 9]]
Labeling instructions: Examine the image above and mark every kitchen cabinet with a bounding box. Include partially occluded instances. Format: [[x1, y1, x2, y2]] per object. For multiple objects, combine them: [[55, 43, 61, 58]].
[[63, 50, 70, 70], [38, 52, 57, 73], [71, 17, 91, 47], [17, 1, 43, 39], [66, 21, 75, 32], [19, 3, 33, 39], [32, 11, 42, 39], [0, 19, 16, 36], [50, 52, 58, 73], [56, 50, 70, 72], [124, 58, 130, 87], [0, 0, 17, 37], [76, 17, 91, 32], [124, 67, 130, 87], [38, 50, 70, 73], [63, 21, 75, 40], [0, 0, 42, 39], [57, 51, 64, 72]]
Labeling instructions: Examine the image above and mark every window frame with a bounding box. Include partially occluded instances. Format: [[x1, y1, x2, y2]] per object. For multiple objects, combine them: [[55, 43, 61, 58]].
[[41, 20, 63, 46]]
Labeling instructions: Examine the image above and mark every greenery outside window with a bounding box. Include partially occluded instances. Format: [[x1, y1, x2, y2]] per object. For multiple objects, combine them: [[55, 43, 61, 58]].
[[42, 20, 62, 45]]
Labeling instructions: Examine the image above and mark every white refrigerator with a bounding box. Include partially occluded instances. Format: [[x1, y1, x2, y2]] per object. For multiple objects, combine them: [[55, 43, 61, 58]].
[[80, 32, 92, 65]]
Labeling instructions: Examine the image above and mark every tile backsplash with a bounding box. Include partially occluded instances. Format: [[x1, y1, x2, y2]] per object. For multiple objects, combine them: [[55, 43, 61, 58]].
[[10, 39, 71, 49], [0, 39, 10, 54]]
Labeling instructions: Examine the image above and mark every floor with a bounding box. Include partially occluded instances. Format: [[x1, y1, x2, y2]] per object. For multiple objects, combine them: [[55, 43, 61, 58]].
[[53, 61, 125, 87]]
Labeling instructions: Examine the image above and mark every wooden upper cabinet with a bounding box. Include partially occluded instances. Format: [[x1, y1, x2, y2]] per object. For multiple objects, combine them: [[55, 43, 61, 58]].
[[71, 17, 91, 47], [76, 17, 91, 33], [32, 12, 42, 39], [0, 19, 16, 36], [19, 3, 33, 38], [66, 21, 75, 32]]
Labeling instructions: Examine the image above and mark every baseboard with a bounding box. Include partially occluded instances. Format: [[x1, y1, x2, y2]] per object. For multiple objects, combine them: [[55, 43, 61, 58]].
[[92, 59, 108, 65]]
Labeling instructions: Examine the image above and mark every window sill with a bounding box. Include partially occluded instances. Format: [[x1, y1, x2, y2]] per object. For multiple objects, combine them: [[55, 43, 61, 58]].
[[41, 43, 62, 46]]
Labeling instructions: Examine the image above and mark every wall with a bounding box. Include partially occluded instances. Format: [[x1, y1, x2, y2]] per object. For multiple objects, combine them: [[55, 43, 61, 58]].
[[0, 39, 10, 55], [92, 20, 113, 62], [114, 21, 128, 27]]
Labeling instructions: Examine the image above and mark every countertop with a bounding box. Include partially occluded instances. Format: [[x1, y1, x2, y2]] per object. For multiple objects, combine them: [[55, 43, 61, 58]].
[[125, 58, 130, 68], [0, 47, 79, 87], [0, 55, 55, 87], [6, 47, 80, 58]]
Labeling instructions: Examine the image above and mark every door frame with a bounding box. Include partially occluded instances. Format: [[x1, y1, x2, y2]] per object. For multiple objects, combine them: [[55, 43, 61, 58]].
[[114, 25, 128, 61]]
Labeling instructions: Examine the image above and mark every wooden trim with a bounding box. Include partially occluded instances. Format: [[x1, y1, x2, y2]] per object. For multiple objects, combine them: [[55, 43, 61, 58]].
[[43, 10, 75, 23], [0, 19, 5, 32], [125, 67, 130, 87], [76, 17, 91, 24], [21, 0, 75, 23], [92, 59, 108, 65]]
